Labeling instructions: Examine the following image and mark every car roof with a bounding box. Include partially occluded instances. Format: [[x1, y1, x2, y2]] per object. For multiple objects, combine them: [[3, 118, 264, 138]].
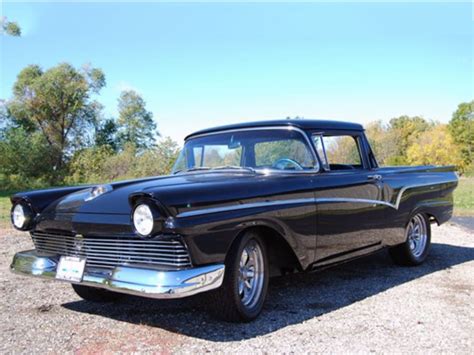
[[185, 119, 364, 140]]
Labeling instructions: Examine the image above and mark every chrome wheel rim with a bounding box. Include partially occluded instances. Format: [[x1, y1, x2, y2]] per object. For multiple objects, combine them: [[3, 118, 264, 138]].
[[407, 214, 428, 258], [238, 240, 264, 309]]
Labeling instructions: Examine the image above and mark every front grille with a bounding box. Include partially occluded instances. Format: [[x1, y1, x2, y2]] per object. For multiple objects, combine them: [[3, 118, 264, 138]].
[[31, 231, 192, 270]]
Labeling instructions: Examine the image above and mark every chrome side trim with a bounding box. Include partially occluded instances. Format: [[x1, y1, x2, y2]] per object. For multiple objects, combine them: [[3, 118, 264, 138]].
[[315, 197, 394, 208], [10, 250, 225, 299], [176, 179, 457, 218], [319, 179, 457, 210], [177, 198, 316, 218]]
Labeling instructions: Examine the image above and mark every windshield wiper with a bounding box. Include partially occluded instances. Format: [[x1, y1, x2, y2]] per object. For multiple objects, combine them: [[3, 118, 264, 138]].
[[211, 165, 256, 173], [173, 167, 211, 174], [174, 166, 257, 175]]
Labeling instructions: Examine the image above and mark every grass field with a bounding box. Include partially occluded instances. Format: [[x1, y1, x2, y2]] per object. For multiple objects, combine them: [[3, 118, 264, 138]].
[[0, 191, 14, 229], [1, 178, 473, 229], [453, 177, 474, 216], [0, 191, 13, 210]]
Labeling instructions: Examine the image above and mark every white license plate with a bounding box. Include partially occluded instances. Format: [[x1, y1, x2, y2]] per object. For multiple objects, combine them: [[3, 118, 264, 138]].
[[56, 256, 86, 282]]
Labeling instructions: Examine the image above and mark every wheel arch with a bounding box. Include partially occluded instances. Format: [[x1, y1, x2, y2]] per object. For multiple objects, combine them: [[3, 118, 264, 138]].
[[226, 225, 303, 276], [426, 213, 440, 226], [409, 202, 446, 227], [401, 207, 433, 244]]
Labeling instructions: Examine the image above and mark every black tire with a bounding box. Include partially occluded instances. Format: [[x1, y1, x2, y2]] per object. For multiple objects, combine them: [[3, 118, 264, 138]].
[[71, 284, 124, 302], [389, 212, 431, 266], [209, 231, 269, 322]]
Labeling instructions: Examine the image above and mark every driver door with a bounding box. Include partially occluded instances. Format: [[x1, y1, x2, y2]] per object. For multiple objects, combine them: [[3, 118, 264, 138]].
[[312, 132, 387, 263]]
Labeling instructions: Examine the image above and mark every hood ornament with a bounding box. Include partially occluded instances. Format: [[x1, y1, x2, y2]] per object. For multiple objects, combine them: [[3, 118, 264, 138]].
[[74, 234, 84, 253]]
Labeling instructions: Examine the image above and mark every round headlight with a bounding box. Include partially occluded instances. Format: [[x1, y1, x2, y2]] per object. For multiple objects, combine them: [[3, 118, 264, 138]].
[[12, 203, 32, 230], [133, 204, 154, 236]]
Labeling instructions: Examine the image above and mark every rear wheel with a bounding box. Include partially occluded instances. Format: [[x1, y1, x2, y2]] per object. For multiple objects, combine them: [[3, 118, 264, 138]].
[[71, 284, 124, 302], [209, 231, 269, 322], [389, 213, 431, 266]]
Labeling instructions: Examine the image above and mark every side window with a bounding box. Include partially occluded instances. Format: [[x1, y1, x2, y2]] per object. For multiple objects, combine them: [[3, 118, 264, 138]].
[[312, 135, 329, 170], [313, 134, 363, 170], [193, 147, 203, 166]]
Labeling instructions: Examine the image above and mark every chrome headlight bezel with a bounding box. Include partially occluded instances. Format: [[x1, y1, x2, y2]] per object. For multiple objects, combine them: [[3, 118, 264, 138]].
[[132, 203, 155, 237], [11, 203, 34, 231], [85, 184, 113, 201]]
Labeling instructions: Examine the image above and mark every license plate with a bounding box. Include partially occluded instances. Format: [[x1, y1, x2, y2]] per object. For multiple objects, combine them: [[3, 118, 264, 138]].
[[56, 256, 86, 282]]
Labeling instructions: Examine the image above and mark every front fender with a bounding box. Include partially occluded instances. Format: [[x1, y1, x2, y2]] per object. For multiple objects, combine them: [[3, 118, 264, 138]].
[[167, 203, 317, 269], [11, 185, 93, 214]]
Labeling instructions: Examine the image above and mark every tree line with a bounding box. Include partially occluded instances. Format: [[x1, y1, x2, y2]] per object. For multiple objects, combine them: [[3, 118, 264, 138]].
[[365, 108, 473, 172], [1, 62, 473, 191], [0, 63, 178, 190]]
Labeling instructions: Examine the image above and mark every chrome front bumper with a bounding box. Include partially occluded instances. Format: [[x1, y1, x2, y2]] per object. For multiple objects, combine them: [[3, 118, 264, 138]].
[[10, 250, 225, 299]]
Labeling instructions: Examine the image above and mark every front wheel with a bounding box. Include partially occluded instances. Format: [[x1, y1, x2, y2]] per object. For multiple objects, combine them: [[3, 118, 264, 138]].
[[389, 213, 431, 266], [209, 231, 269, 322]]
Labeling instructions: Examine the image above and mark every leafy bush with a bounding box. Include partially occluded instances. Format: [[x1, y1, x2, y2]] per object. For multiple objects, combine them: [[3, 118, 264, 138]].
[[463, 164, 474, 177], [448, 100, 474, 168], [66, 137, 180, 184], [66, 145, 115, 184], [406, 125, 465, 170], [0, 127, 57, 190]]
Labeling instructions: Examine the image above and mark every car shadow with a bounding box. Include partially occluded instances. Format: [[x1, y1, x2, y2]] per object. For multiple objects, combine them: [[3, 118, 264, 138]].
[[62, 242, 474, 341]]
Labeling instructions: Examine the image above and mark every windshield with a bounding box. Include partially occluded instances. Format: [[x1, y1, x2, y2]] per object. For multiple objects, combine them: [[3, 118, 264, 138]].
[[172, 128, 317, 174]]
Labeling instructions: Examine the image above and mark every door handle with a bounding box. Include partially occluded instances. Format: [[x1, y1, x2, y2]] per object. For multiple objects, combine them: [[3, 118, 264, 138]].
[[368, 174, 383, 181]]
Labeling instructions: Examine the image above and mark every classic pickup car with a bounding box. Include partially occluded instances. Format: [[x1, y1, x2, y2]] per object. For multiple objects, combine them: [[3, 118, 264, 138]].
[[10, 120, 458, 322]]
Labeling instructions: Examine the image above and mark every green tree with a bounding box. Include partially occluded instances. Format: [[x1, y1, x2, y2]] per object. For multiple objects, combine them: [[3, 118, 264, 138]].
[[387, 115, 432, 165], [1, 17, 21, 36], [132, 137, 180, 177], [4, 63, 105, 182], [66, 145, 114, 184], [117, 90, 157, 150], [365, 121, 399, 165], [448, 100, 474, 168], [407, 125, 464, 169], [95, 118, 119, 151], [0, 127, 53, 189]]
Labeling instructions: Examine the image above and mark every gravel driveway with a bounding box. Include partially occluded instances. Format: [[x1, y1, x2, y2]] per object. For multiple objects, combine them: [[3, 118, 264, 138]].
[[1, 222, 473, 354]]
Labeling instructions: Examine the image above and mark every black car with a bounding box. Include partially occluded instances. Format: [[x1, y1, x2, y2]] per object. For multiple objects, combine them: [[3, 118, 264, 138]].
[[10, 119, 458, 322]]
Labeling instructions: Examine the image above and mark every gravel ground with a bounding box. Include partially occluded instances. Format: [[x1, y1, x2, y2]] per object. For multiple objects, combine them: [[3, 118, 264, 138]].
[[452, 216, 474, 231], [1, 221, 473, 354]]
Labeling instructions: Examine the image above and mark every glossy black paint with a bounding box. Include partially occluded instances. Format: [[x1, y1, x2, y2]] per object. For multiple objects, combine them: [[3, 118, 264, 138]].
[[11, 120, 458, 272]]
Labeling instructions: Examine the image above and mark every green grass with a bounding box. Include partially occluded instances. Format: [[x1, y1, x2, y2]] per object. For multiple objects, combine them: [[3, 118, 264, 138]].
[[453, 177, 474, 216], [0, 191, 14, 210], [0, 191, 14, 229]]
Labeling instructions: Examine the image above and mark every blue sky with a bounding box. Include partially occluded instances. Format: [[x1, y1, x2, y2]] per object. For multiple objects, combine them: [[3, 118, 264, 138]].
[[1, 1, 472, 143]]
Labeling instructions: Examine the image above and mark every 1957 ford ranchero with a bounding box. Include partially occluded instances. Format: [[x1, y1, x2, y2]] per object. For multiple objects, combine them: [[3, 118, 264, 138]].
[[10, 120, 458, 322]]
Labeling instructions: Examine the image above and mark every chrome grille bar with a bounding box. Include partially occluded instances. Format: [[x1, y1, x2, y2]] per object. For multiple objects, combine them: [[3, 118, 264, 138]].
[[31, 237, 189, 254], [31, 231, 192, 270]]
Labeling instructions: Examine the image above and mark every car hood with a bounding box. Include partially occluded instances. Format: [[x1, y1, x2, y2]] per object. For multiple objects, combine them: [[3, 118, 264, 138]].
[[42, 172, 273, 216]]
